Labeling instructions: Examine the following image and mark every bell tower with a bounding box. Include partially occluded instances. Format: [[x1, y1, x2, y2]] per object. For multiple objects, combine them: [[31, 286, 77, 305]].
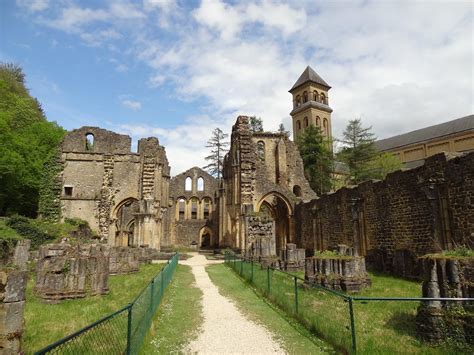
[[289, 66, 333, 141]]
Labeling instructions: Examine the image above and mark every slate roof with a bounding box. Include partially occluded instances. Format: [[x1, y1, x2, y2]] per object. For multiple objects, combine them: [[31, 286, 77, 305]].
[[375, 115, 474, 151], [289, 66, 331, 92]]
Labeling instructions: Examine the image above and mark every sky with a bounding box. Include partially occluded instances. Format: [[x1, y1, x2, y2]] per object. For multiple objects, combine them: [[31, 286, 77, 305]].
[[1, 0, 473, 175]]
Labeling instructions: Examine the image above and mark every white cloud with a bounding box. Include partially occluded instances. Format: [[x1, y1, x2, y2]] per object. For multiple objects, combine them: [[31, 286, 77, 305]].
[[17, 0, 49, 12], [45, 6, 110, 33], [193, 0, 243, 41], [122, 99, 142, 110]]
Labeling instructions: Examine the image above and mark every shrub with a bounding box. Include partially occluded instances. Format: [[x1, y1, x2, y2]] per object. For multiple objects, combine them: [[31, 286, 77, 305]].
[[6, 215, 54, 249]]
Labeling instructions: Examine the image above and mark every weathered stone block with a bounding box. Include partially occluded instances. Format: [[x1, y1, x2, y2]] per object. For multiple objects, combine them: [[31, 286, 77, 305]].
[[109, 247, 139, 275], [4, 271, 28, 303]]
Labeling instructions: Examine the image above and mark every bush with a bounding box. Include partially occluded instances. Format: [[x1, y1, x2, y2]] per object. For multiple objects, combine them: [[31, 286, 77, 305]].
[[0, 220, 22, 263], [6, 215, 54, 249]]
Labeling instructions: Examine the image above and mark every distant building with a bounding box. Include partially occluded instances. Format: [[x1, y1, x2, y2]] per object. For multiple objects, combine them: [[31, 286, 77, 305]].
[[375, 115, 474, 168]]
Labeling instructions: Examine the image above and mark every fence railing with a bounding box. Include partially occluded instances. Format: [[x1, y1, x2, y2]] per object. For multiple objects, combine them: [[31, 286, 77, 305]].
[[35, 252, 179, 354], [225, 251, 473, 354]]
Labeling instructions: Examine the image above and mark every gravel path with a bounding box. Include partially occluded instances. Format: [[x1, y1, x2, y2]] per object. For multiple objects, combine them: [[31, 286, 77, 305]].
[[180, 253, 285, 354]]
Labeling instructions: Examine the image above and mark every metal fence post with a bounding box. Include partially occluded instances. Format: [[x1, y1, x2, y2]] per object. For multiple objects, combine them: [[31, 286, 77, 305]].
[[267, 266, 271, 295], [126, 304, 132, 355], [161, 269, 165, 297], [251, 259, 254, 282], [150, 279, 155, 310], [294, 276, 299, 314], [348, 297, 357, 352], [240, 257, 243, 276]]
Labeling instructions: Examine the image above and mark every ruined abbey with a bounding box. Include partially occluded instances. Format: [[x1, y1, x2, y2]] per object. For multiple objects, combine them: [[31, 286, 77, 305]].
[[42, 67, 474, 278]]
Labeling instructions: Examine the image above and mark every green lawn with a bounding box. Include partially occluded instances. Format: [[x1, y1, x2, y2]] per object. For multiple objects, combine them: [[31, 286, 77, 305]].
[[140, 264, 203, 354], [227, 259, 472, 354], [24, 263, 164, 353], [207, 263, 335, 354]]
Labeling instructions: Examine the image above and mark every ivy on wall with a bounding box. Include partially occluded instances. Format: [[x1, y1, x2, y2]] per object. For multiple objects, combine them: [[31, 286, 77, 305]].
[[38, 149, 63, 222]]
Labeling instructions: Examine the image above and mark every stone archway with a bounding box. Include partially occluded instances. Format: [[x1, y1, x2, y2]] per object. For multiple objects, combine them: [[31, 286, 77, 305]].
[[256, 192, 293, 255], [113, 198, 139, 246], [199, 227, 213, 249]]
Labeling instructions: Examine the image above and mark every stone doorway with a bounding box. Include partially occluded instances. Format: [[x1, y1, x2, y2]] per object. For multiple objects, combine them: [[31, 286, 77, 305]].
[[199, 227, 213, 249], [257, 193, 293, 255], [113, 198, 139, 246]]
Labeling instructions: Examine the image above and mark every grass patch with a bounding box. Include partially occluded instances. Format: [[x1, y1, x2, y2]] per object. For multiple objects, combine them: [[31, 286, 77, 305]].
[[141, 265, 203, 354], [24, 263, 164, 353], [207, 263, 334, 354]]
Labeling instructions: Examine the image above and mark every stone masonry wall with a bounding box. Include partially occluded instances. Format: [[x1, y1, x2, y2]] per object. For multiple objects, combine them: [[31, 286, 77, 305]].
[[295, 152, 474, 278], [0, 240, 30, 354]]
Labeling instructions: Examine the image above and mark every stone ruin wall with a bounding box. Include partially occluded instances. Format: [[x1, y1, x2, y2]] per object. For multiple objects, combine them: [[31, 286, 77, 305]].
[[35, 243, 109, 302], [0, 240, 30, 354], [295, 152, 474, 279], [246, 216, 275, 257]]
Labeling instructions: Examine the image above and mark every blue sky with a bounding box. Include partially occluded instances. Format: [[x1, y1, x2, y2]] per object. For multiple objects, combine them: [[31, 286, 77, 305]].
[[1, 0, 473, 174]]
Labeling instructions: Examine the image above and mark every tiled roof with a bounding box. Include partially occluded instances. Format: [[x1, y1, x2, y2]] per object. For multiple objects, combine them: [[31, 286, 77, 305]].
[[289, 66, 331, 92]]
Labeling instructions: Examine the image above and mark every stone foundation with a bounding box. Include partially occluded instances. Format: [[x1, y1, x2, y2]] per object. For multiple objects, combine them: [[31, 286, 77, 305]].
[[416, 256, 474, 345], [280, 243, 305, 271], [35, 243, 109, 302], [109, 247, 140, 275], [305, 252, 371, 293], [0, 239, 30, 354]]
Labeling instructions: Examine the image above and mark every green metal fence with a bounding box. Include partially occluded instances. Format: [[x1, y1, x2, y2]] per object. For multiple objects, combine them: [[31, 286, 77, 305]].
[[35, 253, 179, 355], [225, 252, 473, 354]]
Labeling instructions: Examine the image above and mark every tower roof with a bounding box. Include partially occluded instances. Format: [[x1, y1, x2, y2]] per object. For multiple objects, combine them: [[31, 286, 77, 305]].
[[289, 66, 331, 92]]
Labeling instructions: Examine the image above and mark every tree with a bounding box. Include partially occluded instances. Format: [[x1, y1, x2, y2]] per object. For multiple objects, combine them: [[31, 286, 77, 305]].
[[0, 63, 65, 217], [338, 118, 377, 184], [203, 128, 229, 179], [249, 116, 263, 133], [296, 125, 333, 195], [365, 152, 403, 180], [277, 123, 290, 137]]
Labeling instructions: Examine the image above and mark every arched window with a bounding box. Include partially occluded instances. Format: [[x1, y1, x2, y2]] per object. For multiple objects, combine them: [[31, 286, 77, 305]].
[[185, 177, 192, 191], [303, 91, 308, 103], [320, 93, 326, 104], [313, 91, 318, 101], [178, 198, 186, 220], [296, 95, 301, 106], [316, 116, 321, 126], [197, 177, 204, 191], [85, 133, 94, 151], [257, 141, 265, 160], [293, 185, 302, 197], [323, 118, 328, 135], [304, 117, 309, 127], [190, 198, 198, 219], [297, 120, 301, 130], [203, 198, 211, 219]]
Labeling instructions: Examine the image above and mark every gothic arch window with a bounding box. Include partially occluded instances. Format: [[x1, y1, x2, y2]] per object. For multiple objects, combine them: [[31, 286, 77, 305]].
[[203, 198, 212, 219], [293, 185, 302, 197], [185, 177, 192, 191], [320, 93, 326, 104], [197, 177, 204, 191], [85, 133, 94, 151], [313, 91, 318, 102], [178, 198, 186, 220], [323, 118, 328, 135], [257, 141, 265, 161], [190, 198, 198, 219], [296, 120, 301, 130], [316, 116, 321, 126], [304, 117, 309, 127], [303, 91, 308, 103]]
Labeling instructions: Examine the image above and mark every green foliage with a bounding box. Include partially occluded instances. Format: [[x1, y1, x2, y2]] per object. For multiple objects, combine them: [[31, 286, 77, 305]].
[[442, 246, 473, 257], [365, 152, 402, 180], [6, 215, 55, 249], [38, 150, 64, 222], [0, 62, 66, 217], [203, 127, 229, 179], [0, 219, 22, 263], [337, 118, 377, 184], [249, 116, 264, 133], [296, 125, 333, 195]]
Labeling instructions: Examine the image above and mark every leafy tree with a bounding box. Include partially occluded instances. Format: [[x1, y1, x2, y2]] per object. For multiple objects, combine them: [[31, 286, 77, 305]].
[[366, 152, 403, 180], [277, 123, 290, 137], [0, 63, 65, 217], [249, 116, 263, 133], [338, 118, 377, 184], [296, 125, 333, 195], [204, 128, 229, 179]]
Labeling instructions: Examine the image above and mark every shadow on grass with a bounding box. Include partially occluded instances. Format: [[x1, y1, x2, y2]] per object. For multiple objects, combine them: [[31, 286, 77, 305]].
[[385, 310, 417, 337]]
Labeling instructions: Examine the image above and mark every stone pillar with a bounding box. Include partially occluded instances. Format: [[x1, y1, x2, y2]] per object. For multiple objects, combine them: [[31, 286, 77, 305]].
[[1, 239, 30, 354]]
